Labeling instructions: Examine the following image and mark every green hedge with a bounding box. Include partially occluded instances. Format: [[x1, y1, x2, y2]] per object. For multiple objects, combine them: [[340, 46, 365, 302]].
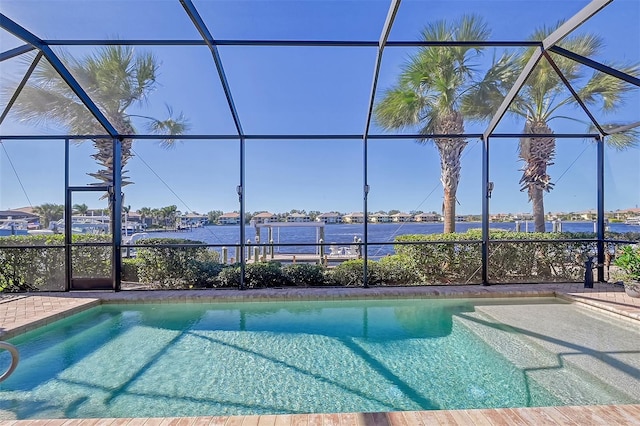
[[135, 238, 220, 288], [394, 231, 483, 284], [486, 231, 596, 282], [0, 234, 110, 292], [395, 229, 598, 284], [2, 230, 620, 291]]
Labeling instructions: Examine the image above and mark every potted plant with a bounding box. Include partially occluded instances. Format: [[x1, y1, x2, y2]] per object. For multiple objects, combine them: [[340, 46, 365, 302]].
[[614, 245, 640, 297]]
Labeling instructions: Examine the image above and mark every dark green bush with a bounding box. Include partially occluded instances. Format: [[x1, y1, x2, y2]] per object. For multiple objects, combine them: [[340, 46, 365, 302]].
[[377, 255, 419, 285], [135, 238, 221, 288], [217, 264, 241, 288], [0, 234, 110, 291], [121, 257, 141, 282], [328, 259, 382, 286], [395, 231, 482, 284], [395, 230, 597, 284], [244, 262, 285, 288], [281, 263, 326, 286], [187, 260, 224, 288]]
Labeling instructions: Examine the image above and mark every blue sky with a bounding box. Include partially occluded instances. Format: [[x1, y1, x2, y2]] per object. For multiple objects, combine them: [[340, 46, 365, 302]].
[[1, 0, 639, 216]]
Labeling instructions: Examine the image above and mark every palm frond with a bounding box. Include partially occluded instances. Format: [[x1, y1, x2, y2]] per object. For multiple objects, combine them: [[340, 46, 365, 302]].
[[146, 105, 189, 148], [374, 86, 427, 130], [587, 123, 640, 149], [578, 63, 640, 111]]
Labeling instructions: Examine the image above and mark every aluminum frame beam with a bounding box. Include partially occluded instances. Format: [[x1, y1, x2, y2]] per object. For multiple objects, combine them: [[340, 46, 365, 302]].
[[0, 132, 601, 141], [549, 46, 640, 88], [605, 121, 640, 135], [0, 52, 42, 125], [482, 47, 543, 140], [179, 0, 244, 137], [542, 0, 612, 49], [543, 52, 605, 135], [179, 0, 247, 289], [361, 0, 402, 287], [0, 44, 35, 62], [482, 0, 615, 140], [40, 39, 543, 48], [0, 14, 119, 138]]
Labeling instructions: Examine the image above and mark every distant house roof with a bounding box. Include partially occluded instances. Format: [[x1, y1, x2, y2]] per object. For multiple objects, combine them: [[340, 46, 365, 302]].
[[0, 209, 39, 219], [345, 212, 364, 217], [391, 212, 411, 217], [220, 212, 240, 218], [288, 213, 308, 217], [12, 206, 37, 215], [253, 212, 276, 218], [318, 212, 341, 217]]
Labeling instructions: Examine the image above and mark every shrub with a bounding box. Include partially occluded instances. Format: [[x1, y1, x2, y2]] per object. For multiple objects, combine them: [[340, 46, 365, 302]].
[[217, 264, 241, 288], [395, 231, 482, 284], [328, 259, 382, 286], [614, 245, 640, 281], [244, 262, 285, 288], [0, 234, 110, 291], [136, 238, 220, 288], [395, 230, 597, 284], [377, 255, 419, 285], [121, 257, 141, 282], [187, 260, 225, 288], [281, 263, 326, 287]]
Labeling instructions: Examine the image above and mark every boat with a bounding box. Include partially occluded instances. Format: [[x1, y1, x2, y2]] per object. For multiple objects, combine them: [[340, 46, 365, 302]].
[[625, 216, 640, 225], [0, 219, 29, 236]]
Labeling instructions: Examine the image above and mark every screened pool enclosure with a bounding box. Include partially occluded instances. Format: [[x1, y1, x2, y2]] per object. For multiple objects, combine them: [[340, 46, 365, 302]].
[[0, 0, 639, 290]]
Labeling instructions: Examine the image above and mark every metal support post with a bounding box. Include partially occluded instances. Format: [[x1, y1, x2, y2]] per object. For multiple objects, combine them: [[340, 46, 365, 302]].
[[596, 135, 605, 282], [239, 137, 246, 289], [112, 138, 122, 291], [64, 139, 71, 291], [481, 136, 490, 285]]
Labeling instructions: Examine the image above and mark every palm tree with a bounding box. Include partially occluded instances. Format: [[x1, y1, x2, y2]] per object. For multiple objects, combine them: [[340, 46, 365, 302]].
[[161, 205, 179, 229], [9, 46, 188, 190], [138, 207, 152, 228], [466, 24, 639, 232], [375, 15, 502, 233], [72, 203, 89, 216], [33, 203, 64, 228]]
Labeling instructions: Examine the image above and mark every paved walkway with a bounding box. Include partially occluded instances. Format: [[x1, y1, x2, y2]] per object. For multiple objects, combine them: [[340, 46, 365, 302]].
[[1, 282, 639, 425]]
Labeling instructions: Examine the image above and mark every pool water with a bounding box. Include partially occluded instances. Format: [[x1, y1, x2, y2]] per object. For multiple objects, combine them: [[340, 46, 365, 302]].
[[0, 297, 637, 419]]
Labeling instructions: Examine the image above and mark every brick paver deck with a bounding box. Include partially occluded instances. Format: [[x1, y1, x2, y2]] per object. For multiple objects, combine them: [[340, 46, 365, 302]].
[[1, 282, 639, 425]]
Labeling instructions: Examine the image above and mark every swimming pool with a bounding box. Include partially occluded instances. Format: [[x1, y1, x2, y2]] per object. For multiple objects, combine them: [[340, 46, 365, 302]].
[[0, 297, 638, 419]]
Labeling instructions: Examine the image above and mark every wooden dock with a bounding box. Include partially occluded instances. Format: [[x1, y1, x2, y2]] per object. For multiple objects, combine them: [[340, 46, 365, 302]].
[[249, 253, 359, 264]]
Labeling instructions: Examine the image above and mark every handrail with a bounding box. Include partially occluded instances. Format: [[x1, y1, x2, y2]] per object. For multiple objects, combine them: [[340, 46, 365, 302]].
[[0, 341, 19, 382]]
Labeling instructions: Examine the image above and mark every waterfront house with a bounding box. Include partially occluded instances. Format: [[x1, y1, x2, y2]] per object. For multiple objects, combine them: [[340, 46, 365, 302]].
[[316, 212, 343, 224], [252, 212, 278, 224], [414, 212, 440, 222], [512, 213, 534, 221], [0, 209, 39, 222], [286, 212, 311, 223], [343, 212, 364, 224], [218, 212, 241, 225], [180, 213, 209, 227], [391, 212, 413, 223], [369, 213, 391, 223]]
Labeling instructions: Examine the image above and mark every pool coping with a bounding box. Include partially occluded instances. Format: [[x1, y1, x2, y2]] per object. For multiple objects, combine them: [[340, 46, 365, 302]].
[[1, 282, 640, 425]]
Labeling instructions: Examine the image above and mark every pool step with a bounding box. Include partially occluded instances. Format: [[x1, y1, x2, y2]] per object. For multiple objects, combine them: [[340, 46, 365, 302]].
[[455, 301, 639, 405]]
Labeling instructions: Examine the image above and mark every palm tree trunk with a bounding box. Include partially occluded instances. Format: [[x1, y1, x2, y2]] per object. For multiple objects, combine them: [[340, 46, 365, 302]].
[[519, 121, 556, 233], [443, 188, 456, 233], [530, 186, 546, 232], [434, 111, 466, 234]]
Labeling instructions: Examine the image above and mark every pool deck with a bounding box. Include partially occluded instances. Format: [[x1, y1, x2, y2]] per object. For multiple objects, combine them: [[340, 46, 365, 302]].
[[1, 282, 640, 425]]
